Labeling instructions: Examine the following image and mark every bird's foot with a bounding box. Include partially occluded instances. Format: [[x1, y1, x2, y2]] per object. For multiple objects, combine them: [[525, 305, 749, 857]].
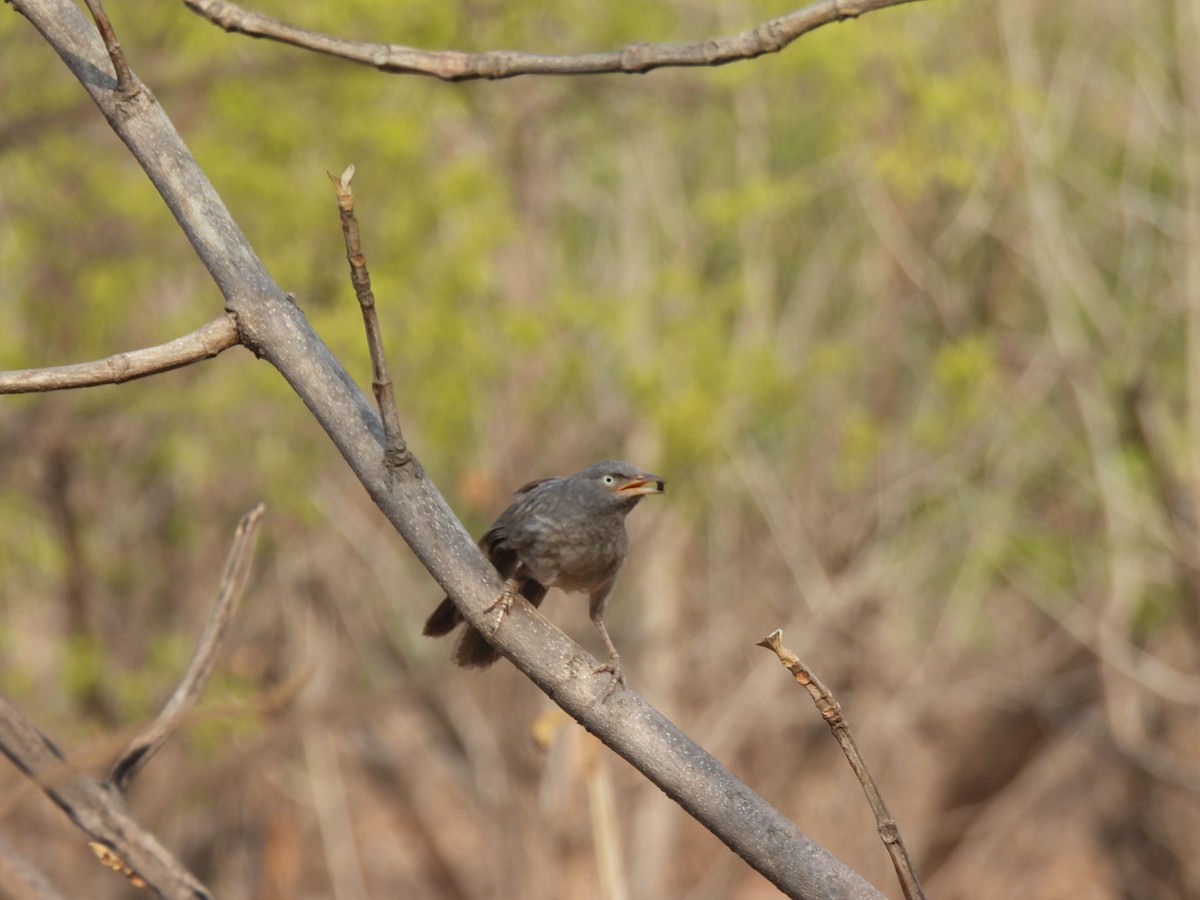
[[593, 652, 625, 701], [483, 578, 519, 634]]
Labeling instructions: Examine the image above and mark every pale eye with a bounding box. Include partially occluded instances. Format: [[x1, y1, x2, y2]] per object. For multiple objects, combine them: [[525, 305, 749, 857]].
[[602, 474, 617, 485]]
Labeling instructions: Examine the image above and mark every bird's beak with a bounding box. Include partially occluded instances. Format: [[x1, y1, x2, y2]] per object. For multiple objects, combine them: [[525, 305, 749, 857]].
[[616, 474, 666, 497]]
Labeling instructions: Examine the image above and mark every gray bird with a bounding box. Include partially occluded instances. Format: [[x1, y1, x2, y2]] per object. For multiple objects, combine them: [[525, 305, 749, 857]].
[[423, 460, 664, 695]]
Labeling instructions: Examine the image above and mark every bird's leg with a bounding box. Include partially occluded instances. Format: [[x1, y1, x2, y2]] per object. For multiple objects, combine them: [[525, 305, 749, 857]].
[[591, 616, 625, 700], [588, 586, 624, 699], [484, 575, 522, 635]]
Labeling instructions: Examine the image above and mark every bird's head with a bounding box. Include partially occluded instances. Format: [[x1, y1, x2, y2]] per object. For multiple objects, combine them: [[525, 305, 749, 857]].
[[577, 460, 665, 509]]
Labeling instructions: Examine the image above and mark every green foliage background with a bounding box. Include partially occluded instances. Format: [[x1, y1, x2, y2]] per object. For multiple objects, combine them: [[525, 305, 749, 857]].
[[1, 0, 1197, 897]]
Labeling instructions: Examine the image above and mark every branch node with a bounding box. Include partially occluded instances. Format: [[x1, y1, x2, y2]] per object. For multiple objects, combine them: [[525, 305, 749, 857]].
[[385, 442, 414, 469]]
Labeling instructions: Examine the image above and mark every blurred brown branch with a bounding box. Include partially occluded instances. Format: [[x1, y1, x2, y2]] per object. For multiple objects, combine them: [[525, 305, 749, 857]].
[[0, 505, 262, 895], [0, 314, 239, 394], [758, 629, 925, 900], [0, 695, 213, 899], [107, 503, 265, 793], [183, 0, 924, 82]]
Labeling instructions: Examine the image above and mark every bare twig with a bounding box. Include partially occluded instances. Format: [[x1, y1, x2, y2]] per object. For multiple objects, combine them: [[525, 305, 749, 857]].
[[327, 165, 410, 468], [183, 0, 924, 82], [80, 0, 137, 96], [107, 503, 265, 793], [0, 695, 213, 899], [757, 629, 926, 900], [0, 314, 239, 394]]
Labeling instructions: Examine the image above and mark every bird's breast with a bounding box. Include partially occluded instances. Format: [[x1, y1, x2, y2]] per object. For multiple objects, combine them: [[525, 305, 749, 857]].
[[513, 513, 628, 592]]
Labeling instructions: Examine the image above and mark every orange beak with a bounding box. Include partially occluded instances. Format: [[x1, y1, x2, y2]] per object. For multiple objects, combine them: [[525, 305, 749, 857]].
[[616, 474, 666, 497]]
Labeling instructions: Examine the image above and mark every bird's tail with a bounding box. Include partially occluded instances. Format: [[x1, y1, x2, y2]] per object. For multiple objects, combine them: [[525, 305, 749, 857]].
[[423, 597, 501, 667], [454, 626, 501, 668], [422, 596, 462, 636], [424, 579, 548, 670]]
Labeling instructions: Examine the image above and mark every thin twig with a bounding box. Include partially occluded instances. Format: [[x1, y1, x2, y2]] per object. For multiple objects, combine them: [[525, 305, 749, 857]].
[[183, 0, 924, 82], [327, 165, 411, 468], [107, 503, 265, 793], [81, 0, 137, 96], [0, 314, 239, 394], [757, 629, 926, 900]]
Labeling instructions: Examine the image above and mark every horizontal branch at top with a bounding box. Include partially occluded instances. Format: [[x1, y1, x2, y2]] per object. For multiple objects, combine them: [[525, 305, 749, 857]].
[[183, 0, 923, 82]]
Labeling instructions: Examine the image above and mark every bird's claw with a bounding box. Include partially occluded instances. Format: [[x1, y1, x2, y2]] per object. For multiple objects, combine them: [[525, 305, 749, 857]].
[[484, 580, 518, 634], [593, 653, 624, 701]]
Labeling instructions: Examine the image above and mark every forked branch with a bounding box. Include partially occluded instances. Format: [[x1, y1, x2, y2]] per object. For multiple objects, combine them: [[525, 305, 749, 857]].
[[107, 504, 265, 793], [0, 506, 263, 896], [0, 695, 213, 899]]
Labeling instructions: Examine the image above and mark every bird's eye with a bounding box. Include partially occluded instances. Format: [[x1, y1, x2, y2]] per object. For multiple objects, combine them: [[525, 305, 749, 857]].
[[602, 474, 617, 485]]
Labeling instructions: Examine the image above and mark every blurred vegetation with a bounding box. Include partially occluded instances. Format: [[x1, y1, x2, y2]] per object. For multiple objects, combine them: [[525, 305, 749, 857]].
[[1, 0, 1198, 897]]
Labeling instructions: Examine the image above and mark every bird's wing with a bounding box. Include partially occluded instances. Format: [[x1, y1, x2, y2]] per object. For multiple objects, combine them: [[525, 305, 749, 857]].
[[513, 475, 561, 495], [479, 523, 521, 579]]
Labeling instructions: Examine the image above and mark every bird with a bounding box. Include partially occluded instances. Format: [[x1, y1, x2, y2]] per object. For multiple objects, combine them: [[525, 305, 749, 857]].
[[423, 460, 664, 697]]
